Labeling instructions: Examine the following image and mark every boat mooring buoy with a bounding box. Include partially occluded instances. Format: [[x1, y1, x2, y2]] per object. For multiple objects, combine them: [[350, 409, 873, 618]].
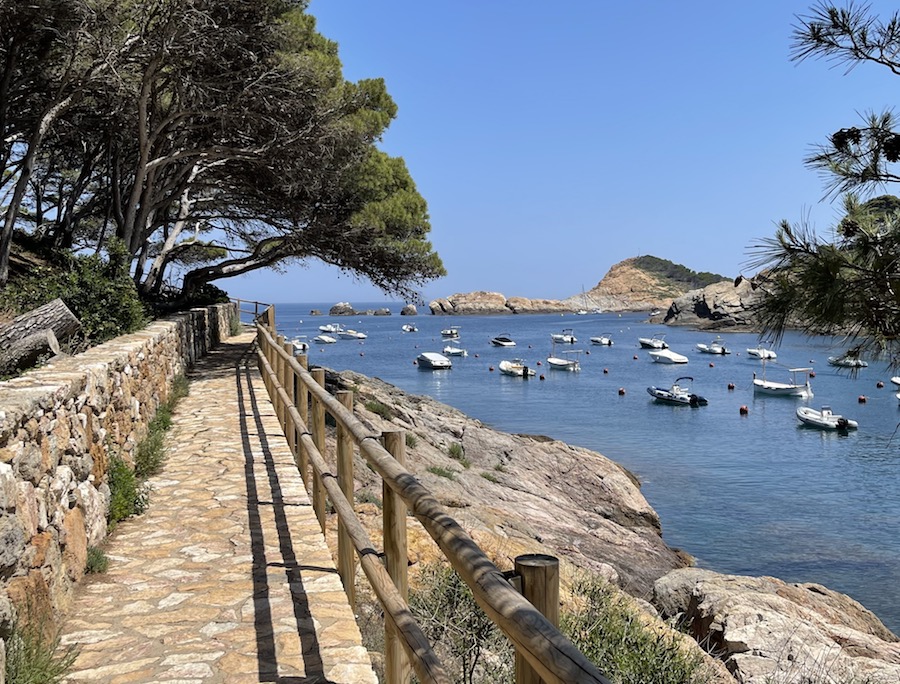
[[536, 360, 542, 366], [858, 395, 867, 403], [739, 405, 749, 415], [489, 366, 494, 372], [727, 383, 735, 390], [877, 381, 885, 388], [633, 355, 638, 360], [618, 387, 626, 395], [539, 374, 545, 380], [810, 371, 816, 378], [709, 362, 714, 368], [603, 368, 609, 374]]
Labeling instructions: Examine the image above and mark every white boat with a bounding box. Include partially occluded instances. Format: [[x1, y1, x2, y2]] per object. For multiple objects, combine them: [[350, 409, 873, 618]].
[[746, 344, 777, 360], [891, 376, 900, 387], [290, 336, 309, 353], [546, 349, 582, 371], [796, 405, 858, 430], [590, 333, 614, 346], [440, 326, 461, 338], [498, 359, 535, 377], [647, 376, 708, 406], [443, 345, 468, 357], [648, 348, 688, 364], [550, 328, 577, 344], [313, 334, 337, 344], [490, 334, 516, 347], [696, 336, 730, 355], [650, 309, 661, 317], [401, 324, 418, 333], [638, 334, 668, 349], [417, 352, 452, 369], [752, 367, 813, 397], [336, 329, 367, 339], [827, 355, 868, 368], [318, 323, 344, 333]]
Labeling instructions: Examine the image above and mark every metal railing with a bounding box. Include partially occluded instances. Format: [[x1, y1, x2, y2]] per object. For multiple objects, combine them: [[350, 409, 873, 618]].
[[253, 307, 611, 684]]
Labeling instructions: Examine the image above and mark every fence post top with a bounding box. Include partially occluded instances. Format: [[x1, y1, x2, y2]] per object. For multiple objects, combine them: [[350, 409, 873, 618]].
[[515, 554, 559, 568]]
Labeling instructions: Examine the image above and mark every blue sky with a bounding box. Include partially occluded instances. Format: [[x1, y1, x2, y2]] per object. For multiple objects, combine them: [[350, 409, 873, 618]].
[[229, 1, 899, 305]]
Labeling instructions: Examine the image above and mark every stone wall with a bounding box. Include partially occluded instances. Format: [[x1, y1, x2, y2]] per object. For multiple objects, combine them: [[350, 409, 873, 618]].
[[0, 303, 236, 656]]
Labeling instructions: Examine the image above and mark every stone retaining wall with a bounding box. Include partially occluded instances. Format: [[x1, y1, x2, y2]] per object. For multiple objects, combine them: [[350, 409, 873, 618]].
[[0, 303, 236, 649]]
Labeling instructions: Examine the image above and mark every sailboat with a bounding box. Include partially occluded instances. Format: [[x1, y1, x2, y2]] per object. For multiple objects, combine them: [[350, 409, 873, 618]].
[[574, 285, 589, 315]]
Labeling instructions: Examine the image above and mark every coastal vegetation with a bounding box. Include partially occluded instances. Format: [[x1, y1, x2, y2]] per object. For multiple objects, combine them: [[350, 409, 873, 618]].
[[750, 3, 900, 366], [0, 0, 444, 309], [631, 256, 725, 290], [4, 615, 78, 684]]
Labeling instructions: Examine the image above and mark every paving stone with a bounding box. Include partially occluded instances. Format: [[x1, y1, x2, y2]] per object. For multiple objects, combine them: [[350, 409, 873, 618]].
[[60, 335, 377, 683]]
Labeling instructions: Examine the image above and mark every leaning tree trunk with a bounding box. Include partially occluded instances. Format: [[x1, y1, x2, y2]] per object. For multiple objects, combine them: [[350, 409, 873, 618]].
[[0, 298, 81, 375]]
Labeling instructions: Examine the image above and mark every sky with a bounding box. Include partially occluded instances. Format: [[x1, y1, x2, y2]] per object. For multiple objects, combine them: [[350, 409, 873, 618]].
[[228, 1, 900, 305]]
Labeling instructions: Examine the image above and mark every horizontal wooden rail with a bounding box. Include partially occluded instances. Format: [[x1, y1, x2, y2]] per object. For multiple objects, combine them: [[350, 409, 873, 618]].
[[254, 316, 611, 684]]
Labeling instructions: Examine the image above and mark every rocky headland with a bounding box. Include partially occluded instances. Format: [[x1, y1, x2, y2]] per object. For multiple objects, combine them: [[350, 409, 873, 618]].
[[325, 367, 900, 683], [662, 278, 764, 331]]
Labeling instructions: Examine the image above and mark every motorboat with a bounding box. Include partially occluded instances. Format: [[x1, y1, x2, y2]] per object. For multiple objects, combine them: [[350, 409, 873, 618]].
[[290, 336, 309, 353], [746, 344, 777, 360], [638, 334, 668, 349], [546, 350, 581, 371], [650, 309, 661, 317], [313, 334, 337, 344], [440, 326, 461, 338], [646, 376, 708, 406], [796, 405, 858, 430], [891, 376, 900, 387], [336, 329, 367, 340], [498, 359, 535, 377], [490, 334, 516, 347], [417, 352, 452, 369], [590, 333, 614, 346], [401, 324, 418, 333], [827, 355, 868, 368], [696, 336, 730, 355], [318, 323, 344, 333], [752, 366, 813, 397], [443, 345, 468, 357], [550, 328, 577, 344], [648, 348, 688, 364]]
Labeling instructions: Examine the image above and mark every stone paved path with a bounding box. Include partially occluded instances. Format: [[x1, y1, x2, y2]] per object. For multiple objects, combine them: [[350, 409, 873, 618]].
[[60, 333, 378, 684]]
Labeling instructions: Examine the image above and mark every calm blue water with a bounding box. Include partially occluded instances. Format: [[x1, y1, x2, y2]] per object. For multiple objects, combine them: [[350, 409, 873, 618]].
[[270, 302, 900, 634]]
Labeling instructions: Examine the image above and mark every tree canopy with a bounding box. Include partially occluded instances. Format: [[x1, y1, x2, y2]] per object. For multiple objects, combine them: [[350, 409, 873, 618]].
[[0, 0, 445, 301], [750, 2, 900, 364]]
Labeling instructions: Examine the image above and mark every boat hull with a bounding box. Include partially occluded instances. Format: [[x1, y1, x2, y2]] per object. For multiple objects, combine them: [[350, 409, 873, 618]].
[[417, 352, 452, 369], [796, 406, 858, 430], [752, 379, 811, 397], [648, 349, 688, 364]]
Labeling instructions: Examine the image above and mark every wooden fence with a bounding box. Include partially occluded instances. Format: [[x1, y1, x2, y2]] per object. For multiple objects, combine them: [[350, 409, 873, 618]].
[[251, 304, 610, 684]]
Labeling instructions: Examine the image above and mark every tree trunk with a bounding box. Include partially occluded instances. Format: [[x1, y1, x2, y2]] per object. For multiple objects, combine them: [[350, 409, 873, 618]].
[[0, 298, 81, 374]]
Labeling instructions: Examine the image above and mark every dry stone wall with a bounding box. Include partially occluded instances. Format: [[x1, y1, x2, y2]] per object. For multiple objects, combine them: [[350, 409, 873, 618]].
[[0, 303, 235, 658]]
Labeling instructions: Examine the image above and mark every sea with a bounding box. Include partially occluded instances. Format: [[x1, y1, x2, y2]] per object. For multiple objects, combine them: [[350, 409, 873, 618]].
[[265, 302, 900, 635]]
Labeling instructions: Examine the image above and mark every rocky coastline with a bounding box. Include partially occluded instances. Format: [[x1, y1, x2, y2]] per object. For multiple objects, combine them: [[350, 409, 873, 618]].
[[326, 367, 900, 683]]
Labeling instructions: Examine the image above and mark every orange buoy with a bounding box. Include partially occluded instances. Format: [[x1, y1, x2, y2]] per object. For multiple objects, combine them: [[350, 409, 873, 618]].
[[858, 395, 867, 403], [539, 374, 545, 380], [474, 353, 479, 358], [810, 371, 816, 378], [618, 387, 626, 395], [603, 368, 609, 374], [536, 360, 542, 366], [739, 405, 749, 415], [413, 360, 417, 365], [727, 383, 735, 390], [709, 362, 715, 368], [489, 366, 494, 372], [877, 381, 885, 388], [633, 354, 638, 360]]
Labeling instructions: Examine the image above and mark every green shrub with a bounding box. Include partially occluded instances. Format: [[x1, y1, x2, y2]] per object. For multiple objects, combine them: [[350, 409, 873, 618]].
[[480, 472, 500, 484], [0, 239, 147, 344], [4, 616, 79, 684], [447, 442, 470, 468], [427, 466, 456, 480], [108, 455, 150, 528], [355, 490, 383, 509], [405, 432, 418, 448], [134, 374, 188, 479], [365, 400, 392, 420], [85, 546, 109, 574], [561, 575, 713, 684]]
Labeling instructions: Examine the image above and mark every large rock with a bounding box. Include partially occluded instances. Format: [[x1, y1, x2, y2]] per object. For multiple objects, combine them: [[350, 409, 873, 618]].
[[653, 568, 900, 683], [400, 304, 418, 316], [428, 292, 573, 315], [329, 302, 354, 316], [664, 279, 762, 330], [328, 369, 688, 596]]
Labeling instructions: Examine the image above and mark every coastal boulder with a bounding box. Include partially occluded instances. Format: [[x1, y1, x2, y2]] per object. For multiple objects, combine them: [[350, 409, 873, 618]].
[[653, 568, 900, 683], [329, 302, 354, 316], [400, 304, 418, 316], [506, 297, 575, 314], [664, 279, 761, 330], [428, 291, 508, 315]]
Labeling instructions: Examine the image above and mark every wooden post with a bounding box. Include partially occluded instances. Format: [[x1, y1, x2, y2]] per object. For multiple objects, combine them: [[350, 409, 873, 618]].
[[382, 430, 411, 684], [514, 554, 560, 684], [266, 305, 276, 334], [336, 390, 356, 609], [283, 341, 296, 456], [296, 354, 309, 486], [275, 335, 285, 430], [311, 367, 327, 532]]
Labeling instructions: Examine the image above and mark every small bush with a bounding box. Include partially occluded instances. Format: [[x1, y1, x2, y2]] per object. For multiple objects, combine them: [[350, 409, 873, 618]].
[[108, 456, 150, 528], [355, 490, 383, 509], [134, 374, 188, 479], [427, 466, 456, 480], [494, 463, 508, 473], [405, 432, 418, 448], [5, 615, 79, 684], [480, 472, 500, 484], [365, 400, 392, 420], [447, 442, 470, 468], [85, 546, 109, 574]]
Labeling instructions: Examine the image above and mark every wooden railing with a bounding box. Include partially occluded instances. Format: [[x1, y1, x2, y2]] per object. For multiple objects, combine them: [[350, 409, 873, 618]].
[[231, 298, 275, 328], [253, 308, 611, 684]]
